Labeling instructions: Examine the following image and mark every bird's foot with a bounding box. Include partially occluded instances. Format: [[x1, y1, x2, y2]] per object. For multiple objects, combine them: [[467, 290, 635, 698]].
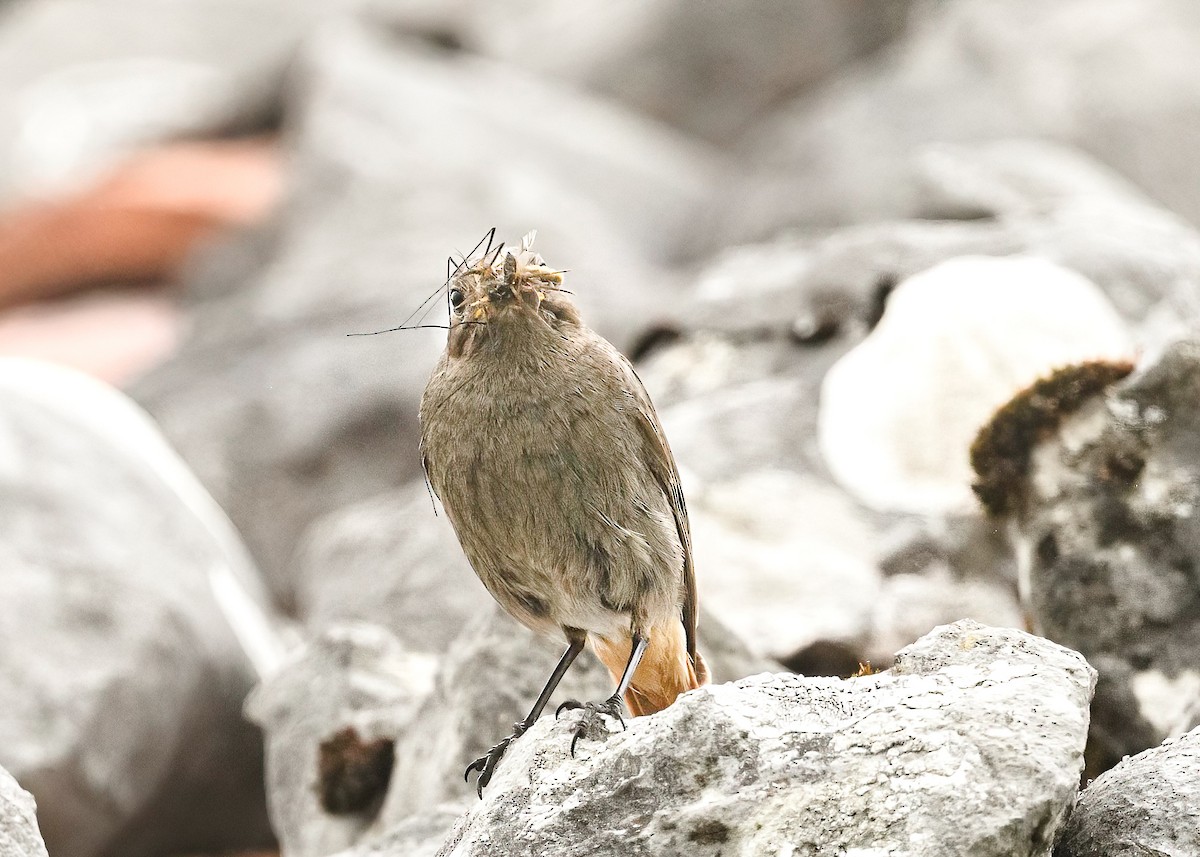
[[555, 694, 626, 756], [464, 721, 527, 798]]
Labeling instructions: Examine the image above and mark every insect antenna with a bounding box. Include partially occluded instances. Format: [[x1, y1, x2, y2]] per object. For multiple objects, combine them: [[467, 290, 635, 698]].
[[480, 226, 496, 259], [346, 228, 499, 336]]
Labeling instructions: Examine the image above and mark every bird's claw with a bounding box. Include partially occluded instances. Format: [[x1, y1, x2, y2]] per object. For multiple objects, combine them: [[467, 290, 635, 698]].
[[562, 695, 626, 757], [463, 753, 488, 782], [464, 725, 523, 798], [466, 696, 626, 795]]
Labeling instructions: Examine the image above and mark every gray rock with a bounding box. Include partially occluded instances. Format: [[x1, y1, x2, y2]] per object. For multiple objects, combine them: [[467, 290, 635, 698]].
[[0, 765, 48, 857], [637, 289, 851, 485], [276, 22, 720, 268], [867, 567, 1024, 667], [687, 470, 881, 660], [0, 358, 282, 857], [727, 0, 1200, 236], [981, 340, 1200, 776], [414, 0, 911, 146], [1056, 725, 1200, 857], [433, 621, 1094, 857], [333, 805, 467, 857], [0, 0, 332, 202], [380, 603, 777, 826], [863, 514, 1025, 665], [723, 141, 1200, 332], [292, 482, 491, 653], [131, 20, 703, 605], [648, 142, 1200, 495], [649, 348, 841, 484], [876, 512, 1018, 586], [379, 606, 613, 826], [245, 624, 437, 857]]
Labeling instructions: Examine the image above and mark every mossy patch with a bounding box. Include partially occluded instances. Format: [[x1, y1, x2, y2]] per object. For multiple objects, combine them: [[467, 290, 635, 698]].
[[970, 360, 1135, 516]]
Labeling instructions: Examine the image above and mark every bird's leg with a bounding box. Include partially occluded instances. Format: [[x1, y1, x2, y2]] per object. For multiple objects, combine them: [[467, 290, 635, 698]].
[[557, 631, 648, 756], [464, 634, 585, 797]]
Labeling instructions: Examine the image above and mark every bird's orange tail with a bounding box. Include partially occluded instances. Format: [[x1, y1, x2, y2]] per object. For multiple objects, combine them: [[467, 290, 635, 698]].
[[593, 621, 709, 717]]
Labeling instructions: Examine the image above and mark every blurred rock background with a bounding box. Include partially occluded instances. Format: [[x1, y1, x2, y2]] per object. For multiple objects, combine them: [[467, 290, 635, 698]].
[[0, 0, 1198, 855]]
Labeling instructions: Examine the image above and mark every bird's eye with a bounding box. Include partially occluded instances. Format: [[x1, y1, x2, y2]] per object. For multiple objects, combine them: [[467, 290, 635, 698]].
[[449, 288, 465, 311]]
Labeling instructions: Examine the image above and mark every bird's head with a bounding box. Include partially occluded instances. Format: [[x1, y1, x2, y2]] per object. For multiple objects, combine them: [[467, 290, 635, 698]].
[[445, 231, 579, 358]]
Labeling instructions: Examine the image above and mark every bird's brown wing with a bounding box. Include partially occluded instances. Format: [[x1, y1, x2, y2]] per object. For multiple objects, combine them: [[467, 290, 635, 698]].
[[615, 355, 703, 676]]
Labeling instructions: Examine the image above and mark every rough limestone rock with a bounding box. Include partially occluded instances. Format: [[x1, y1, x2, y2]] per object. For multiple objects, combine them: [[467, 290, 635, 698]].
[[1056, 725, 1200, 857], [380, 604, 777, 827], [431, 621, 1093, 857], [131, 20, 700, 605], [819, 255, 1133, 516], [292, 482, 491, 652], [977, 339, 1200, 775], [245, 624, 437, 857], [334, 805, 467, 857], [0, 765, 48, 857], [0, 358, 281, 857], [728, 0, 1200, 235]]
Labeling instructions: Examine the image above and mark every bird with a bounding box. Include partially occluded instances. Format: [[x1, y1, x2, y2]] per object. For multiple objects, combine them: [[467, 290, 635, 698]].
[[418, 230, 708, 796]]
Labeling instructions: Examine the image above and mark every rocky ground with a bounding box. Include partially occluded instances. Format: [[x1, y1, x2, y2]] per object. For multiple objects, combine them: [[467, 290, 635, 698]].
[[1, 1, 1199, 856]]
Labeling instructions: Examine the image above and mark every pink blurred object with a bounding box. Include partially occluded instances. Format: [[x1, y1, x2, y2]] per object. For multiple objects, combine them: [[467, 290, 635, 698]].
[[0, 290, 181, 386], [0, 137, 281, 382]]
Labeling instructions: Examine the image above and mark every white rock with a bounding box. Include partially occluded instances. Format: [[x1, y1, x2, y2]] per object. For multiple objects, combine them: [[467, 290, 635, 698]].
[[0, 358, 282, 857], [689, 469, 880, 658], [1129, 669, 1200, 737], [0, 765, 48, 857], [245, 624, 437, 857], [1058, 724, 1200, 857], [433, 621, 1095, 857], [818, 255, 1133, 515]]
